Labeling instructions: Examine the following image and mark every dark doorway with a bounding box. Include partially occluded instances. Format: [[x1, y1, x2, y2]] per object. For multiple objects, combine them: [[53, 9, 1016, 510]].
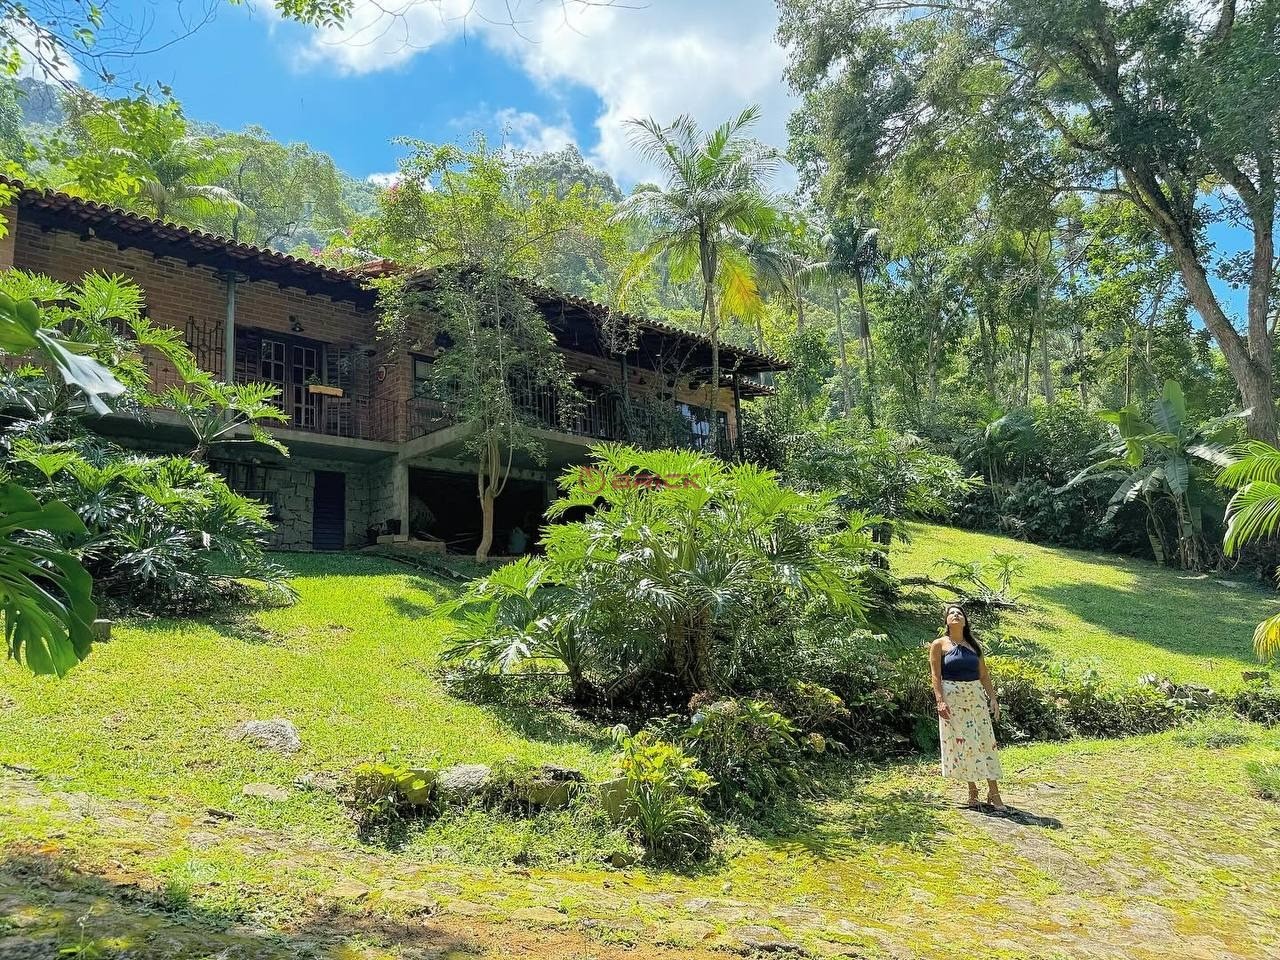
[[312, 470, 346, 550]]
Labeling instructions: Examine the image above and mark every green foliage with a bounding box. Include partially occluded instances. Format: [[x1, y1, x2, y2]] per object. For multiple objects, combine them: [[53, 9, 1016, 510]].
[[682, 697, 801, 810], [1245, 761, 1280, 802], [1063, 380, 1240, 569], [1229, 681, 1280, 727], [0, 482, 97, 676], [159, 377, 290, 461], [444, 444, 882, 701], [8, 441, 294, 614], [778, 420, 974, 536], [612, 728, 714, 863], [0, 267, 121, 676], [347, 759, 439, 840]]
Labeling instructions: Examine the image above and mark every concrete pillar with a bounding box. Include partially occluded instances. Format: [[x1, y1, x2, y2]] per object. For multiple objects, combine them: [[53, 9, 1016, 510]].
[[392, 458, 411, 535], [223, 275, 237, 383]]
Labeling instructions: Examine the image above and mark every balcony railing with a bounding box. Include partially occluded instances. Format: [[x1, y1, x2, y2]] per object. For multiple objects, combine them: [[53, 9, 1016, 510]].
[[404, 387, 737, 457]]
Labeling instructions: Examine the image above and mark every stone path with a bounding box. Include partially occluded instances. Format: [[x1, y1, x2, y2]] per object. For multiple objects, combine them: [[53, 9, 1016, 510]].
[[2, 737, 1279, 959]]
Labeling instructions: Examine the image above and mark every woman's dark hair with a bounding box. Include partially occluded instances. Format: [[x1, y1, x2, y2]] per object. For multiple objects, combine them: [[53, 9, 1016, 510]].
[[944, 604, 982, 655]]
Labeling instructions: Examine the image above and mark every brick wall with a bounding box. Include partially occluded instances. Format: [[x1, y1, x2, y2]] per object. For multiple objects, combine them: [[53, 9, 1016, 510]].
[[9, 217, 391, 394]]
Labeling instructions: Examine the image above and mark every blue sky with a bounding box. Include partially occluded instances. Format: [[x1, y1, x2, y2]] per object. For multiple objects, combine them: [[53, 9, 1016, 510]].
[[111, 0, 792, 190]]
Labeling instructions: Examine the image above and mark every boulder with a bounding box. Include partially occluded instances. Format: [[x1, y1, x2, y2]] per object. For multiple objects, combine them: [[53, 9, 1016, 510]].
[[241, 782, 291, 802], [522, 765, 585, 808], [435, 763, 491, 805], [229, 719, 301, 754], [598, 777, 631, 823]]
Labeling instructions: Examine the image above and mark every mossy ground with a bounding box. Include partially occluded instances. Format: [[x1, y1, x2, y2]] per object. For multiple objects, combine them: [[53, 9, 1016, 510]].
[[1, 529, 1278, 958]]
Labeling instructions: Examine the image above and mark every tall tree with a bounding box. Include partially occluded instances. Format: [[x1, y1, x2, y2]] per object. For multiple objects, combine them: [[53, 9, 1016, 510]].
[[779, 0, 1280, 442], [615, 106, 780, 454], [365, 137, 593, 560], [49, 93, 242, 224]]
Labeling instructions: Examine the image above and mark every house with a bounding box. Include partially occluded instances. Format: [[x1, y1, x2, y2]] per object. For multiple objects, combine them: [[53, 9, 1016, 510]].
[[0, 179, 786, 553]]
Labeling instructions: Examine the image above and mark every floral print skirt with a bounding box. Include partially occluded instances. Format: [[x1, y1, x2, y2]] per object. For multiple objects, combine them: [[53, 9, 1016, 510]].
[[939, 679, 1002, 782]]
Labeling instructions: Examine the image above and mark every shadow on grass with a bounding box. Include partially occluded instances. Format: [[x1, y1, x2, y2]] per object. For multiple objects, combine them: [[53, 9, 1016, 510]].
[[0, 849, 478, 960], [741, 779, 952, 861], [1038, 580, 1277, 668]]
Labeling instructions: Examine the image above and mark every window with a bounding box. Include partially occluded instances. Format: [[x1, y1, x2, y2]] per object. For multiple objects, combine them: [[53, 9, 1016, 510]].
[[412, 354, 434, 397]]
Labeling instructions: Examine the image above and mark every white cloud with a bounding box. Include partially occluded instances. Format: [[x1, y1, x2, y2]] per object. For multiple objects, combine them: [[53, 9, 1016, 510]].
[[3, 17, 82, 85], [365, 171, 403, 188], [492, 107, 576, 153], [273, 0, 794, 188]]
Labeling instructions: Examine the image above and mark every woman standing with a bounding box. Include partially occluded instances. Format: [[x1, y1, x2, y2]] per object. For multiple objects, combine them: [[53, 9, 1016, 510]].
[[929, 604, 1005, 811]]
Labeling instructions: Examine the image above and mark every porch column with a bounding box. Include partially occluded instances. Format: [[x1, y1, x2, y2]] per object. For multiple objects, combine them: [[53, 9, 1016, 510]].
[[732, 372, 744, 461], [392, 457, 411, 536], [222, 273, 237, 383]]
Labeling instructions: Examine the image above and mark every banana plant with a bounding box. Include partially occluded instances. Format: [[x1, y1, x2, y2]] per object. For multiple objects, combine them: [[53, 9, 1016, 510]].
[[1060, 381, 1240, 569], [1218, 441, 1280, 662]]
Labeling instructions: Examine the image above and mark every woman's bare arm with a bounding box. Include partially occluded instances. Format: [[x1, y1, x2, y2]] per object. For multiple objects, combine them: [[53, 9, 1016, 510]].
[[929, 640, 950, 720]]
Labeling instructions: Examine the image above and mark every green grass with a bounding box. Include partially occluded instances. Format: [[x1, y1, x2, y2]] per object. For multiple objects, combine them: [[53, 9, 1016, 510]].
[[893, 523, 1279, 687], [2, 531, 1280, 958], [0, 552, 613, 847]]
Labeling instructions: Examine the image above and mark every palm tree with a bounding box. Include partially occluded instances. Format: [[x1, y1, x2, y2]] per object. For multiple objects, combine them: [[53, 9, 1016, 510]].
[[1219, 441, 1280, 661], [829, 220, 881, 426], [615, 106, 779, 454]]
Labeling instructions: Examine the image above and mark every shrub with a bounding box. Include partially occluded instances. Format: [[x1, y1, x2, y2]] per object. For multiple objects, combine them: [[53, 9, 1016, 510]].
[[346, 760, 439, 840], [8, 440, 294, 615], [682, 698, 801, 810], [613, 728, 715, 863], [443, 444, 883, 704], [1229, 681, 1280, 726], [1245, 762, 1280, 801]]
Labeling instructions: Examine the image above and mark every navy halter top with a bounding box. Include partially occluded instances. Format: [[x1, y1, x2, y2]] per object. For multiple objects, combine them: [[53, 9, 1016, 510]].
[[941, 642, 981, 681]]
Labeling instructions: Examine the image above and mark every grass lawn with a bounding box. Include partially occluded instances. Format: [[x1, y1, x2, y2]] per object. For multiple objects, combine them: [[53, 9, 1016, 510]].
[[892, 523, 1280, 687], [1, 533, 1279, 958], [0, 552, 614, 852]]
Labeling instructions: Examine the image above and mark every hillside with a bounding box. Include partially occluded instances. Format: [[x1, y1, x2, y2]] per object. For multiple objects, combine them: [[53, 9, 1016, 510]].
[[893, 524, 1277, 688]]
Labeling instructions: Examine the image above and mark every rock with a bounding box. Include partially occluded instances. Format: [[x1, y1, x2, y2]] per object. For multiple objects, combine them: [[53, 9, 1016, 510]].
[[521, 764, 584, 808], [329, 879, 371, 902], [608, 850, 637, 868], [598, 777, 631, 822], [91, 619, 113, 641], [1242, 670, 1271, 683], [511, 906, 569, 926], [242, 783, 291, 801], [381, 888, 437, 915], [731, 924, 800, 953], [443, 899, 490, 917], [660, 919, 715, 944], [294, 771, 342, 794], [229, 719, 301, 754], [435, 764, 490, 805]]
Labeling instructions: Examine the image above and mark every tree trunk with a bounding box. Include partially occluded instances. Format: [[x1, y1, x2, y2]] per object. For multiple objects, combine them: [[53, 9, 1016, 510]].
[[854, 270, 876, 426], [1021, 316, 1035, 407], [476, 483, 496, 561], [833, 283, 854, 419], [1038, 307, 1054, 406], [1130, 175, 1277, 443]]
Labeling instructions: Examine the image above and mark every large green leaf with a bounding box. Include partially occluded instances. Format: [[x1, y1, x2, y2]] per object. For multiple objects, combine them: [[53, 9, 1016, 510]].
[[1223, 480, 1280, 556], [0, 482, 98, 677], [0, 292, 126, 414]]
